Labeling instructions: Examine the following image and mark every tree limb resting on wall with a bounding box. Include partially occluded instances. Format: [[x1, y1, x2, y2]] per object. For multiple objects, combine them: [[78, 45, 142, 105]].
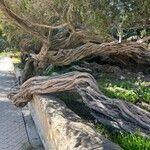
[[8, 72, 150, 137]]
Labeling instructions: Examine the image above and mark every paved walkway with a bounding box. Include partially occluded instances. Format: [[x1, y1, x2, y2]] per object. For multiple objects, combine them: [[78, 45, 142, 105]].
[[0, 57, 43, 150]]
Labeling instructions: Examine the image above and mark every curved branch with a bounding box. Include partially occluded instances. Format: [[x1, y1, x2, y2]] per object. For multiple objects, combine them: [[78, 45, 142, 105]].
[[0, 0, 49, 44], [8, 72, 150, 137], [32, 23, 68, 29], [49, 42, 150, 66], [137, 36, 150, 43]]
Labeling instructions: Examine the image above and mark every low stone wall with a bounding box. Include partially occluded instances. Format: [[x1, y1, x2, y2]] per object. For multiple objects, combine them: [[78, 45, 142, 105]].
[[29, 94, 121, 150]]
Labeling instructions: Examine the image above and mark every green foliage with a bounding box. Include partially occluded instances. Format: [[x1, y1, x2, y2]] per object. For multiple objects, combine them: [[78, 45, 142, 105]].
[[97, 74, 150, 103], [60, 89, 150, 150], [43, 61, 85, 76], [46, 67, 150, 150], [42, 66, 67, 77], [112, 133, 150, 150], [45, 66, 150, 104], [73, 0, 150, 39], [1, 0, 149, 43], [95, 124, 150, 150]]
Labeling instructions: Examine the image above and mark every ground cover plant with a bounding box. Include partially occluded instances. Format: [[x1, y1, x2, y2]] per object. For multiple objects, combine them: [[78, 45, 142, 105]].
[[0, 0, 150, 149], [98, 74, 150, 104]]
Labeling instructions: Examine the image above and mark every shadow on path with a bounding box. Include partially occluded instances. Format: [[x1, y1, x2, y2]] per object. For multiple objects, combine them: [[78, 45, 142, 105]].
[[0, 57, 43, 150]]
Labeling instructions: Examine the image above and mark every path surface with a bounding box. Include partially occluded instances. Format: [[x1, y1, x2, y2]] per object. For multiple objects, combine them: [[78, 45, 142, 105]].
[[0, 57, 43, 150]]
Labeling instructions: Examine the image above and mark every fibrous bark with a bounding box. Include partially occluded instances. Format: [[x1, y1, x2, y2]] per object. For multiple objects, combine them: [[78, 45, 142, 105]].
[[47, 42, 150, 66], [1, 0, 150, 71], [8, 72, 150, 137], [21, 58, 34, 83]]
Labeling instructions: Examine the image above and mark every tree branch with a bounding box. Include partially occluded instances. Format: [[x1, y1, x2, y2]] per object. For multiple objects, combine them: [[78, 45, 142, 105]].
[[49, 42, 150, 66], [8, 72, 150, 137], [0, 0, 49, 44], [32, 23, 68, 29], [137, 36, 150, 43]]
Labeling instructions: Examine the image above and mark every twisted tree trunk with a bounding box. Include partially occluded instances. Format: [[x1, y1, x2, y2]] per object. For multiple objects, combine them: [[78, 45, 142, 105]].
[[8, 72, 150, 137], [48, 42, 150, 66], [1, 0, 150, 73]]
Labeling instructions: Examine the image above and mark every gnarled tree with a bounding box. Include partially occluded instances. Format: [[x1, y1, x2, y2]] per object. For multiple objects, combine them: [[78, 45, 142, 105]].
[[0, 0, 149, 138], [8, 72, 150, 137], [0, 0, 150, 80]]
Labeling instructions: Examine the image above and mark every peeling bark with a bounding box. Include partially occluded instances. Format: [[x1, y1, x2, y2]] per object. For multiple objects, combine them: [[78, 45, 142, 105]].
[[1, 0, 149, 70], [48, 42, 150, 66], [8, 72, 150, 137]]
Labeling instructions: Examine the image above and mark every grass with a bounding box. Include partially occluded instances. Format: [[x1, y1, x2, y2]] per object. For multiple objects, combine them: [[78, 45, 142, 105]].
[[57, 72, 150, 150], [45, 65, 150, 104], [95, 124, 150, 150], [59, 91, 150, 150], [41, 62, 150, 150], [96, 74, 150, 149], [113, 133, 150, 150], [97, 74, 150, 104], [1, 48, 149, 149]]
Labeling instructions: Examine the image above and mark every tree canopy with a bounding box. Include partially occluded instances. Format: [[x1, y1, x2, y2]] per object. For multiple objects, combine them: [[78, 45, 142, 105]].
[[0, 0, 149, 76], [1, 0, 150, 145], [0, 0, 149, 43]]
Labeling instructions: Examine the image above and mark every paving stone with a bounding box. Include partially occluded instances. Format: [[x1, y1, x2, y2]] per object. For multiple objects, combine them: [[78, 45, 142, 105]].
[[0, 57, 44, 150]]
